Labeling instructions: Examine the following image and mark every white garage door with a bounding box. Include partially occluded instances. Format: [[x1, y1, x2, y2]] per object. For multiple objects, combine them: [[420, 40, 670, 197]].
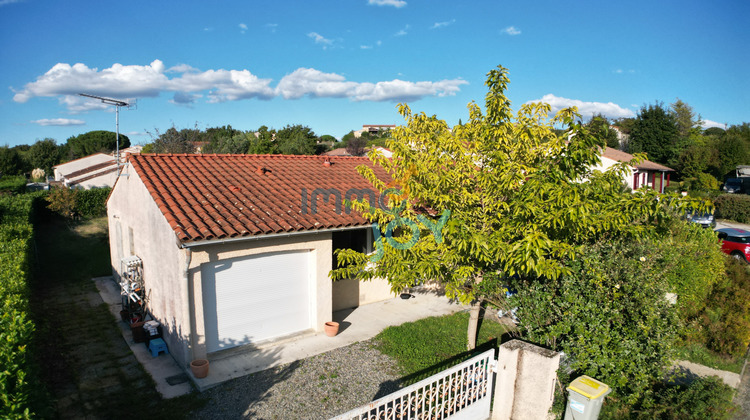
[[201, 250, 312, 353]]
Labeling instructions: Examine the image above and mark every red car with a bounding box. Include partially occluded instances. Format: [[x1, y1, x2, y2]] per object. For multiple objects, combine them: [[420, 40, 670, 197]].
[[717, 228, 750, 262]]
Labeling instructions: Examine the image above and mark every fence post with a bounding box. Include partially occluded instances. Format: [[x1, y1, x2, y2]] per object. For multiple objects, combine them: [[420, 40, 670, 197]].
[[492, 339, 560, 420]]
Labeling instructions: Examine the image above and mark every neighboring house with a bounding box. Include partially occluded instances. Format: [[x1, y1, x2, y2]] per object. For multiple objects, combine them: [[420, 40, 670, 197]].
[[322, 147, 393, 158], [54, 153, 118, 189], [354, 124, 396, 138], [321, 148, 353, 157], [107, 154, 395, 368], [53, 146, 142, 189], [596, 147, 674, 193]]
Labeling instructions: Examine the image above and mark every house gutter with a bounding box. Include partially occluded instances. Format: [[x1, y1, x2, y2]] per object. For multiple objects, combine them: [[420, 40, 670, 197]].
[[183, 247, 193, 363], [178, 224, 373, 249]]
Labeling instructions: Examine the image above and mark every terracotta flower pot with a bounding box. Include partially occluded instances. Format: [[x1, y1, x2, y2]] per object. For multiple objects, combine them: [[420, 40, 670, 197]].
[[324, 321, 339, 337], [190, 359, 210, 379]]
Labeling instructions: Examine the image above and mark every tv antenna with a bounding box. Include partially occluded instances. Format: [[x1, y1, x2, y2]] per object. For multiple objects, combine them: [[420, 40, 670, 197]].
[[78, 93, 137, 170]]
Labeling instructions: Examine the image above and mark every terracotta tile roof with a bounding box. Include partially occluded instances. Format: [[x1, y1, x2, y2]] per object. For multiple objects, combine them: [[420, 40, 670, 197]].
[[128, 154, 392, 244], [602, 147, 674, 172]]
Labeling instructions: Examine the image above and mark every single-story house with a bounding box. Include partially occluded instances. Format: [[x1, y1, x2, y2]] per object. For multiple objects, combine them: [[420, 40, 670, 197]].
[[53, 146, 142, 189], [107, 154, 396, 368], [596, 147, 675, 193]]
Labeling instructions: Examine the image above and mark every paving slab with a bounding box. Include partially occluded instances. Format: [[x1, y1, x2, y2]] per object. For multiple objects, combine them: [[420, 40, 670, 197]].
[[97, 276, 467, 393], [94, 276, 194, 398], [192, 289, 467, 391], [673, 360, 741, 388]]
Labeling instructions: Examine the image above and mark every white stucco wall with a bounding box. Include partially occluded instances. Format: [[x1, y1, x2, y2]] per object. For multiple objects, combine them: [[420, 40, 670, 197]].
[[186, 232, 334, 359], [593, 155, 635, 190], [107, 164, 191, 367], [332, 277, 396, 311]]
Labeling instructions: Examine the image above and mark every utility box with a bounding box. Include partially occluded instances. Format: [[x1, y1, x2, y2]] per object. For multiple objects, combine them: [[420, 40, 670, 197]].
[[564, 375, 611, 420]]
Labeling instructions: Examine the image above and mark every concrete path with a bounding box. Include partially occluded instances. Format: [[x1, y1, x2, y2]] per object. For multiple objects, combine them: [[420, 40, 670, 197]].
[[95, 276, 468, 393], [94, 276, 193, 398], [192, 289, 468, 391], [673, 360, 741, 388]]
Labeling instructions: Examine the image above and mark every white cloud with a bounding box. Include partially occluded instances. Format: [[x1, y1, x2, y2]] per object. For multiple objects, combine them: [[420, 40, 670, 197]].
[[169, 92, 202, 106], [167, 63, 199, 73], [265, 23, 278, 33], [368, 0, 406, 7], [702, 119, 727, 129], [361, 45, 373, 49], [239, 23, 247, 34], [502, 26, 521, 36], [307, 32, 334, 48], [276, 68, 467, 102], [395, 24, 410, 36], [526, 94, 635, 119], [31, 118, 85, 126], [12, 60, 275, 109], [13, 61, 467, 108], [431, 19, 455, 29], [0, 0, 24, 6]]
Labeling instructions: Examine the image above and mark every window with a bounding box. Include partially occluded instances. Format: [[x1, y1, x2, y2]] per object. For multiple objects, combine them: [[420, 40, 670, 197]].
[[332, 228, 374, 268]]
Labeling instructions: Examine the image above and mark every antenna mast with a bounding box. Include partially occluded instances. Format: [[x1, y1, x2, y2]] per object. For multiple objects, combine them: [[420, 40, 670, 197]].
[[78, 93, 135, 170]]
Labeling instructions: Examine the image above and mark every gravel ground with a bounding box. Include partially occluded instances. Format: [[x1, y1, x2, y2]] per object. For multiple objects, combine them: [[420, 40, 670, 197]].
[[190, 340, 403, 419], [733, 357, 750, 420]]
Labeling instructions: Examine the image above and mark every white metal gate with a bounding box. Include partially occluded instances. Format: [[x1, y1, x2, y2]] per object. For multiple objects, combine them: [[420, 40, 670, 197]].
[[331, 348, 495, 420]]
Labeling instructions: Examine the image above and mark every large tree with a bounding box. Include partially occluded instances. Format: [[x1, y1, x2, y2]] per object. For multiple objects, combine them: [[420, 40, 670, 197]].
[[148, 126, 197, 154], [27, 138, 62, 174], [628, 102, 679, 164], [333, 66, 700, 354], [585, 113, 619, 149], [275, 124, 316, 155], [66, 130, 130, 159], [0, 146, 28, 176], [247, 126, 278, 154], [670, 98, 702, 139]]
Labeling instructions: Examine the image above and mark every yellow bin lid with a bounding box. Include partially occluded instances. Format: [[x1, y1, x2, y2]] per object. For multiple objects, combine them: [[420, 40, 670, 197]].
[[567, 376, 610, 399]]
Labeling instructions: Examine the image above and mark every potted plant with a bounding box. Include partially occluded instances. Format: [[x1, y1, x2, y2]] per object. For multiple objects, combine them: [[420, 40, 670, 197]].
[[190, 359, 210, 378], [324, 321, 339, 337]]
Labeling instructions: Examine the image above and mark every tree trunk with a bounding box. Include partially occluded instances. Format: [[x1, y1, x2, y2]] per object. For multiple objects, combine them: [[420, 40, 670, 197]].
[[467, 298, 483, 350]]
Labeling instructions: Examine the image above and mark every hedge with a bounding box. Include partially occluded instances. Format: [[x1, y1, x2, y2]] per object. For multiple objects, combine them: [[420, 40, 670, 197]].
[[0, 194, 42, 418], [714, 193, 750, 224], [0, 176, 26, 195]]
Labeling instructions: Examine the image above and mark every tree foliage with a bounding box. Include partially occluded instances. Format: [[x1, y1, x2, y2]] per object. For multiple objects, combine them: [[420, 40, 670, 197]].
[[65, 130, 130, 160], [275, 124, 317, 155], [331, 65, 705, 376], [148, 126, 197, 154], [628, 102, 679, 165], [27, 138, 61, 175], [585, 114, 619, 149], [0, 146, 28, 176], [247, 126, 278, 154]]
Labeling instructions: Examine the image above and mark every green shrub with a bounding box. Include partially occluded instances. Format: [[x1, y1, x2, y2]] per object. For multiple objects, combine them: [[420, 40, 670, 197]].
[[601, 376, 738, 420], [714, 193, 750, 223], [0, 194, 40, 419], [75, 187, 110, 218], [698, 258, 750, 356], [45, 187, 110, 219], [656, 221, 725, 321], [0, 176, 26, 195], [511, 238, 679, 403]]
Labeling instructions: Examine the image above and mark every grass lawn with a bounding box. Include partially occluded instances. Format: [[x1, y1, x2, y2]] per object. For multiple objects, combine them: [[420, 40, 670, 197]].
[[373, 311, 512, 384], [675, 341, 746, 374], [30, 214, 204, 419]]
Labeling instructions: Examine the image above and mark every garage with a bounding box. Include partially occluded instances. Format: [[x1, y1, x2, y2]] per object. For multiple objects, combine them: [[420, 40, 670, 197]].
[[201, 250, 312, 353]]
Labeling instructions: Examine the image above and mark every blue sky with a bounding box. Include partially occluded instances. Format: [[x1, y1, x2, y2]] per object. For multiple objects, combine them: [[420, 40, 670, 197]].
[[1, 0, 748, 147]]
